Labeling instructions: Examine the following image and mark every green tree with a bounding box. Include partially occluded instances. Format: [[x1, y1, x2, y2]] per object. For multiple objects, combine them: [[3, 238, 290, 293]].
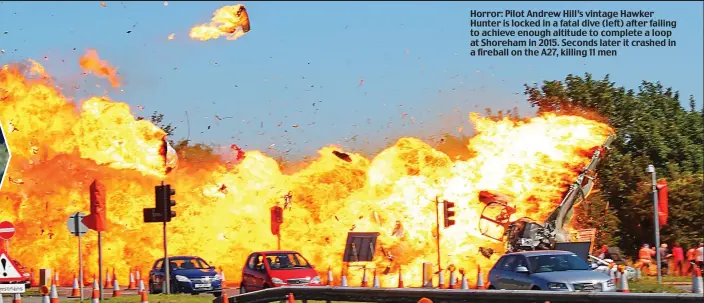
[[139, 111, 176, 138], [524, 73, 704, 256], [0, 141, 7, 182]]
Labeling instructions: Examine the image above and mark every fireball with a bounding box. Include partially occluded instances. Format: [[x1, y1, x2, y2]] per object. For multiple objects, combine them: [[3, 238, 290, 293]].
[[189, 4, 251, 41], [0, 58, 612, 288]]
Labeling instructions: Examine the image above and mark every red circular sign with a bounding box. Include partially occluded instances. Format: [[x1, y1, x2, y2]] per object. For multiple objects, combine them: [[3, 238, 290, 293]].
[[0, 221, 16, 240]]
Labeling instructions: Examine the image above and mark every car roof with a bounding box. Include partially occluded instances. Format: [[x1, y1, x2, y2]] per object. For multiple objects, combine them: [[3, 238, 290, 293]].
[[254, 250, 300, 255], [502, 250, 577, 257], [157, 255, 204, 260]]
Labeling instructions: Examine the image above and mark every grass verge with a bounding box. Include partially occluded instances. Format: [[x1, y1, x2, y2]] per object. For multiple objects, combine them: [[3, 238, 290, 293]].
[[93, 294, 216, 303], [630, 277, 688, 293]]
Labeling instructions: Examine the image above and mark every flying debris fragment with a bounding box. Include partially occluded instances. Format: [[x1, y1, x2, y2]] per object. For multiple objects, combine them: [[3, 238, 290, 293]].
[[168, 33, 175, 40], [161, 137, 178, 175], [479, 247, 494, 259], [79, 49, 121, 88], [231, 144, 245, 162], [190, 4, 251, 41], [332, 150, 352, 162]]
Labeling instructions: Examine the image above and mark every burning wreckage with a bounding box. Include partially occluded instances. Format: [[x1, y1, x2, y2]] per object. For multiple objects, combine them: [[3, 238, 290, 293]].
[[477, 133, 616, 256], [331, 133, 616, 268]]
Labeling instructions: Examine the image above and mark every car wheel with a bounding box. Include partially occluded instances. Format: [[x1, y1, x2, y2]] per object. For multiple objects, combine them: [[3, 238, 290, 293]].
[[191, 293, 199, 296], [239, 284, 246, 294], [213, 291, 222, 298], [149, 281, 157, 294], [488, 285, 496, 290], [531, 286, 541, 290]]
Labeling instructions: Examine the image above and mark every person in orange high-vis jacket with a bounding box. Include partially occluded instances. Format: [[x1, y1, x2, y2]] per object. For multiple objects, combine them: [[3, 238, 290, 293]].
[[686, 245, 697, 275], [638, 244, 655, 275]]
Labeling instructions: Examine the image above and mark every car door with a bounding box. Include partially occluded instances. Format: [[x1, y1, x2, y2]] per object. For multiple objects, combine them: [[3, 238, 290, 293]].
[[512, 255, 533, 290], [150, 259, 165, 292], [251, 254, 269, 289], [242, 254, 257, 292], [495, 255, 518, 289]]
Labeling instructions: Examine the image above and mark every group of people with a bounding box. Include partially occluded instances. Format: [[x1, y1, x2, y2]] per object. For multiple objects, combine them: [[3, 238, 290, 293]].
[[637, 242, 704, 276]]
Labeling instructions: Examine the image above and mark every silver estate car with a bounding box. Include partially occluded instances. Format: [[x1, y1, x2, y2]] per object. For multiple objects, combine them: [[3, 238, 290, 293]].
[[488, 250, 616, 292]]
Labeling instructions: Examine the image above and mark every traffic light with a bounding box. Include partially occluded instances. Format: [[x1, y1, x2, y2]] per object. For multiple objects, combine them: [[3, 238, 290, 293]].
[[270, 206, 284, 236], [164, 184, 176, 222], [155, 184, 177, 222], [443, 200, 456, 228]]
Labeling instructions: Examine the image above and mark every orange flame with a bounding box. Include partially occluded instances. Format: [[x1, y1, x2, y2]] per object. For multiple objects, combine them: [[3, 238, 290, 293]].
[[0, 57, 613, 288], [78, 49, 121, 88], [189, 4, 251, 41]]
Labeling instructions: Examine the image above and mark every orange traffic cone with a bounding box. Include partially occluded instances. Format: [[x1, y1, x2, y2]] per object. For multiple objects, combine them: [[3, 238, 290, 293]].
[[326, 266, 333, 286], [287, 293, 295, 303], [340, 271, 348, 287], [70, 274, 80, 297], [449, 269, 457, 289], [104, 269, 112, 289], [618, 268, 630, 292], [475, 265, 484, 289], [128, 271, 136, 289], [12, 293, 21, 303], [219, 267, 226, 284], [693, 265, 703, 294], [41, 287, 50, 303], [397, 266, 404, 288], [50, 284, 60, 303], [372, 270, 380, 288], [53, 271, 60, 287], [220, 291, 228, 303], [140, 291, 148, 303], [361, 267, 368, 287], [138, 279, 145, 295], [91, 281, 100, 303], [418, 298, 433, 303], [112, 277, 121, 297]]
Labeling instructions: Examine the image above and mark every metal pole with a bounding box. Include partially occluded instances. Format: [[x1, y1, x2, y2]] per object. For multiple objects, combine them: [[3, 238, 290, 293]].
[[98, 231, 103, 301], [162, 180, 171, 295], [648, 164, 662, 284], [277, 234, 281, 250], [75, 214, 84, 301], [435, 196, 441, 285], [164, 220, 170, 295], [4, 239, 8, 253], [78, 234, 84, 301]]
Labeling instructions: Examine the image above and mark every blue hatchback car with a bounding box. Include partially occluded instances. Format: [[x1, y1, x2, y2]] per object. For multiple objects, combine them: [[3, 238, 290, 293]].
[[148, 256, 223, 297]]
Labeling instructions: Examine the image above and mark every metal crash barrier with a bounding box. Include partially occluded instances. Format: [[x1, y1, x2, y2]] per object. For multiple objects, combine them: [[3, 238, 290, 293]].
[[216, 286, 703, 303]]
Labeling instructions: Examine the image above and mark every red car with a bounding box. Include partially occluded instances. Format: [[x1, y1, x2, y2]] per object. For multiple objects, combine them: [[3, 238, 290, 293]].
[[239, 250, 323, 294]]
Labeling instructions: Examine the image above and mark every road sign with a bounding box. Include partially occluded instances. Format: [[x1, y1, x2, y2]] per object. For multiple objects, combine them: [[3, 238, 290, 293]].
[[66, 212, 89, 237], [0, 221, 15, 240], [0, 252, 23, 281], [0, 283, 25, 293]]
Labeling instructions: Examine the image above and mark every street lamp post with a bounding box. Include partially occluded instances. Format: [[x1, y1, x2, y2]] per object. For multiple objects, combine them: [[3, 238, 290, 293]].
[[647, 164, 662, 284]]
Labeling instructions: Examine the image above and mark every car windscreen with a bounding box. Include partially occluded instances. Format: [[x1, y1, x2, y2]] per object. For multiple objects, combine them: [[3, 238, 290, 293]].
[[527, 254, 590, 273], [168, 258, 211, 270], [265, 253, 311, 269]]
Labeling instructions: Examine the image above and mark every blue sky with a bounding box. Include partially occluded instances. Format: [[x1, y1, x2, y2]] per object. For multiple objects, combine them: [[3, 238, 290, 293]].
[[1, 1, 702, 159]]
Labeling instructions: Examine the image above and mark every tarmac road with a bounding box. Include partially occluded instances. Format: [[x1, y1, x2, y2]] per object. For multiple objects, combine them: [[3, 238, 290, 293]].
[[1, 287, 240, 303]]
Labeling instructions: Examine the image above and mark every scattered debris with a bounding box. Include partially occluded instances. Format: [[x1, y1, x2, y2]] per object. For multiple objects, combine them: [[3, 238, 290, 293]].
[[332, 150, 352, 162], [168, 33, 175, 40]]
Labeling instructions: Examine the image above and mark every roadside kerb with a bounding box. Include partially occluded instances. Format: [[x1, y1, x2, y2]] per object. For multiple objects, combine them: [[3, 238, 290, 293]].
[[220, 286, 704, 303]]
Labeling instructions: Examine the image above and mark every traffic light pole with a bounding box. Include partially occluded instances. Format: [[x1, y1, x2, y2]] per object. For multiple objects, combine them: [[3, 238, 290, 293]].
[[162, 181, 171, 295], [435, 196, 442, 279], [164, 220, 170, 294]]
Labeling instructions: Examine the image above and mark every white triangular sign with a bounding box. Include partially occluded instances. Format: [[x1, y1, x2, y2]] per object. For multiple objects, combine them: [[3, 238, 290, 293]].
[[0, 253, 22, 279]]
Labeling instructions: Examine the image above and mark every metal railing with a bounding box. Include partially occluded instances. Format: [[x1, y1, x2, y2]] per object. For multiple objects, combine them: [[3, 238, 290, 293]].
[[217, 286, 703, 303]]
